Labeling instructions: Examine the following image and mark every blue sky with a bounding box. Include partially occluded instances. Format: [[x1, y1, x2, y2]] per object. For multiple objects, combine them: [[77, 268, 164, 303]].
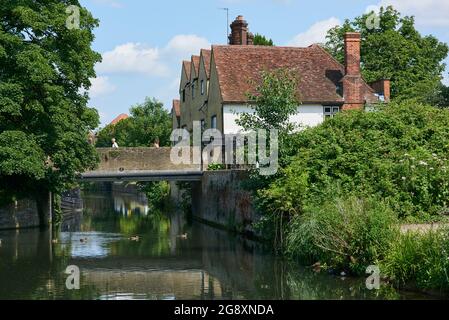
[[79, 0, 449, 127]]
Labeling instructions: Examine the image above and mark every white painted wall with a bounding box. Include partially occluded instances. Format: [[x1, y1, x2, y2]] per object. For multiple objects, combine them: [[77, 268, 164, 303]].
[[223, 104, 325, 134]]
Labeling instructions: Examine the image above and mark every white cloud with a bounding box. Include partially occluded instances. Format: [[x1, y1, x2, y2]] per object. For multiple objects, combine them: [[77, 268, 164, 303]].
[[375, 0, 449, 27], [89, 76, 116, 98], [166, 35, 211, 57], [287, 17, 341, 47], [95, 35, 210, 77], [96, 43, 168, 76]]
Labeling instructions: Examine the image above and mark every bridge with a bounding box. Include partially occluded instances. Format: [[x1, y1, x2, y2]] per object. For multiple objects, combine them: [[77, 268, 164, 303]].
[[81, 148, 203, 182]]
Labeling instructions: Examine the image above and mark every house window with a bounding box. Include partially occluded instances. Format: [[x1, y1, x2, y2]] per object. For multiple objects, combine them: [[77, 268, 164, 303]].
[[201, 80, 205, 95], [182, 89, 185, 102], [324, 106, 340, 119], [191, 83, 195, 99], [211, 115, 217, 129]]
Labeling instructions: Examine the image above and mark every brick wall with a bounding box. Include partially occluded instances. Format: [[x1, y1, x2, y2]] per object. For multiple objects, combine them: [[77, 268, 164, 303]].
[[0, 196, 50, 230], [191, 170, 258, 235], [94, 147, 201, 172]]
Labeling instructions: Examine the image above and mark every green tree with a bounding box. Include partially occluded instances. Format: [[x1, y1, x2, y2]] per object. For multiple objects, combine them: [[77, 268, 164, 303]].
[[0, 1, 101, 204], [237, 68, 301, 249], [96, 97, 172, 148], [325, 6, 448, 102], [238, 68, 299, 132], [253, 33, 274, 46]]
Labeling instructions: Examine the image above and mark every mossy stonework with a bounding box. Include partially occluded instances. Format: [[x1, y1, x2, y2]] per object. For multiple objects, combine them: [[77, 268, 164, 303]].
[[191, 170, 258, 235]]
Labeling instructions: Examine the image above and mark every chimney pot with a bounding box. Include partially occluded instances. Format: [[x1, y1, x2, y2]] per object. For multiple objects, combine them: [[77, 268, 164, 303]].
[[229, 15, 251, 45]]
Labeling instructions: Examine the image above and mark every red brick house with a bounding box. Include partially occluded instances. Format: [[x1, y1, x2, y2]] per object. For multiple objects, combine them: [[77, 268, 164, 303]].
[[173, 16, 389, 134]]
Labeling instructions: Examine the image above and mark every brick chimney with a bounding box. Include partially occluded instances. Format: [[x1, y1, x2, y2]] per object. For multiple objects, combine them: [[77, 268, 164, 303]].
[[229, 15, 252, 45], [342, 32, 364, 110]]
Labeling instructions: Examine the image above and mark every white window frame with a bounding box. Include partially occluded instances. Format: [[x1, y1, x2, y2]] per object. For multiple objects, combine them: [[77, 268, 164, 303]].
[[324, 106, 340, 119]]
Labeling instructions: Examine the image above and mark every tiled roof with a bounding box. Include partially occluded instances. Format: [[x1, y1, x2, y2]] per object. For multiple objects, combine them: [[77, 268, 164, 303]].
[[191, 55, 200, 77], [110, 113, 129, 125], [182, 61, 191, 81], [172, 99, 181, 117], [212, 44, 377, 104], [201, 49, 211, 78]]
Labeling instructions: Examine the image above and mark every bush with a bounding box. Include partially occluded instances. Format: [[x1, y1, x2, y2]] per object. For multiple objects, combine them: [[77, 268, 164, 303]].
[[381, 229, 449, 291], [260, 101, 449, 222], [286, 194, 399, 275], [139, 181, 170, 212]]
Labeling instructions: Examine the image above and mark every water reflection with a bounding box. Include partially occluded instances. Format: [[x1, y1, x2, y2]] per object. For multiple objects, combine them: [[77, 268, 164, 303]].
[[0, 185, 433, 300]]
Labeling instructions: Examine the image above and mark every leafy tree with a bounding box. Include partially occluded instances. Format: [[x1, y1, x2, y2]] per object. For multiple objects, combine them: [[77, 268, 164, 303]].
[[429, 83, 449, 108], [253, 33, 274, 46], [238, 68, 299, 132], [325, 6, 448, 102], [96, 97, 172, 148], [237, 68, 301, 249], [0, 1, 101, 204]]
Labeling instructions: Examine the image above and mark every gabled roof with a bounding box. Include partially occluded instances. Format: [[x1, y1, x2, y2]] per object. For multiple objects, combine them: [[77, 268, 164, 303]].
[[212, 44, 376, 104], [191, 55, 201, 78], [172, 99, 181, 118], [110, 113, 129, 126], [200, 49, 211, 78], [182, 60, 191, 81]]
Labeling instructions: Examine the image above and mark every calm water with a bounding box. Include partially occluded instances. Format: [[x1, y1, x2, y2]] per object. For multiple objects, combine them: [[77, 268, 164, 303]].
[[0, 186, 432, 300]]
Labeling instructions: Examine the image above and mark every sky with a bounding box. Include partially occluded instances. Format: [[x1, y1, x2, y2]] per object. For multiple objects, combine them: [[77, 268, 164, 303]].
[[78, 0, 449, 127]]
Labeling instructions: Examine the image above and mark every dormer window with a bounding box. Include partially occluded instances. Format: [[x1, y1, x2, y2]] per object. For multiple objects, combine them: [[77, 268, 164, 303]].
[[182, 89, 186, 102], [192, 83, 195, 99], [201, 80, 205, 95]]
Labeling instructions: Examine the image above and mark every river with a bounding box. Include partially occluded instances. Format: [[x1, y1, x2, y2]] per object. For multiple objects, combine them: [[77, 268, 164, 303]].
[[0, 185, 432, 300]]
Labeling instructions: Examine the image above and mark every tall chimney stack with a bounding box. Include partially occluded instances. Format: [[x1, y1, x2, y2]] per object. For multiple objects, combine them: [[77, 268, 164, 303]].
[[342, 32, 364, 110], [344, 32, 361, 76], [229, 15, 251, 45]]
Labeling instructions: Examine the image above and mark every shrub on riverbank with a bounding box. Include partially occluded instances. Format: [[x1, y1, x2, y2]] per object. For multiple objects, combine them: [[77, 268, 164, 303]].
[[381, 229, 449, 292], [257, 101, 449, 228], [286, 194, 399, 275]]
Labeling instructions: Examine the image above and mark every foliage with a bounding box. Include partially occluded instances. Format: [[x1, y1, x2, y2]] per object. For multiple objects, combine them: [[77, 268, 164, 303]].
[[0, 1, 101, 203], [253, 33, 274, 46], [261, 102, 449, 222], [325, 6, 448, 103], [381, 229, 449, 292], [236, 68, 302, 248], [207, 163, 226, 171], [238, 68, 300, 132], [176, 181, 192, 215], [138, 181, 171, 212], [96, 97, 172, 148], [287, 194, 399, 275]]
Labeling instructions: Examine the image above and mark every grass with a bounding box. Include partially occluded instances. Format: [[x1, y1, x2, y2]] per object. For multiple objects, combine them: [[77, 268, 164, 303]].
[[286, 195, 400, 275], [381, 229, 449, 292]]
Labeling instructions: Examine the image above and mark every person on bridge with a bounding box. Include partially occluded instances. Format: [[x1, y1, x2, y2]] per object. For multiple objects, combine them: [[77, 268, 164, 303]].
[[153, 138, 160, 148], [112, 138, 119, 149]]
